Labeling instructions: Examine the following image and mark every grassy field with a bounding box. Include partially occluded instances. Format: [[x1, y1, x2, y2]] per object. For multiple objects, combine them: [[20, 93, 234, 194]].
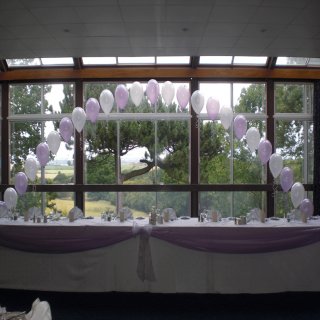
[[45, 164, 148, 218], [52, 198, 147, 218], [45, 165, 74, 180]]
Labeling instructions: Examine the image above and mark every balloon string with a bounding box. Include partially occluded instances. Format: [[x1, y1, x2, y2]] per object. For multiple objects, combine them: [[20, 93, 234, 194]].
[[79, 133, 83, 153], [272, 179, 278, 198], [285, 192, 290, 219]]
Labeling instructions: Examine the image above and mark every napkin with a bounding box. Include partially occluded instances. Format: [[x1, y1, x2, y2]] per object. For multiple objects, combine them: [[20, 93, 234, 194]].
[[28, 207, 41, 219], [117, 207, 133, 220], [0, 201, 9, 218], [68, 206, 83, 222], [162, 208, 177, 221], [246, 208, 261, 222], [25, 298, 52, 320]]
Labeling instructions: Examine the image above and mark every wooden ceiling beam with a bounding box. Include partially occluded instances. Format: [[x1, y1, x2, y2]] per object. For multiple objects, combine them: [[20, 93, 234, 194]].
[[0, 66, 319, 81]]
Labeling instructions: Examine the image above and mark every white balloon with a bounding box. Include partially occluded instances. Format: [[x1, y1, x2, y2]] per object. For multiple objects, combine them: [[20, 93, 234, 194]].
[[24, 157, 38, 182], [161, 81, 175, 106], [130, 82, 144, 107], [99, 89, 114, 115], [72, 107, 86, 133], [245, 127, 261, 153], [4, 187, 17, 210], [269, 153, 283, 179], [191, 90, 205, 114], [47, 131, 61, 154], [291, 182, 305, 209], [219, 106, 233, 129]]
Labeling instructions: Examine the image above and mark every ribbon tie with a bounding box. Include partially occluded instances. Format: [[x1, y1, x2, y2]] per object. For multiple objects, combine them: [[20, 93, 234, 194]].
[[132, 222, 156, 282]]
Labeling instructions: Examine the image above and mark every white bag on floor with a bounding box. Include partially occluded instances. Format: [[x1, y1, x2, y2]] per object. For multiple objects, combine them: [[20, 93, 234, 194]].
[[25, 298, 52, 320]]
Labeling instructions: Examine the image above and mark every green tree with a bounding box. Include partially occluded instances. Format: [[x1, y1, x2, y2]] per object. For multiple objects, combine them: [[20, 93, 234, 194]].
[[10, 84, 52, 174]]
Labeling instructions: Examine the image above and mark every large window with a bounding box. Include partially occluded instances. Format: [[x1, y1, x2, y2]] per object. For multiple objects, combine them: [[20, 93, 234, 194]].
[[9, 83, 75, 215], [199, 82, 267, 216], [83, 82, 190, 217], [3, 77, 315, 219], [274, 83, 314, 217]]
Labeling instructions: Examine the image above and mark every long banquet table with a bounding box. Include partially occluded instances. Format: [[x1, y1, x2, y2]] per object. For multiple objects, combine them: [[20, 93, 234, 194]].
[[0, 217, 320, 294]]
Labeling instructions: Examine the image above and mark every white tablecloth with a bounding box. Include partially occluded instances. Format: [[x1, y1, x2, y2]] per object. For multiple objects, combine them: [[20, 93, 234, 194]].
[[0, 217, 319, 294]]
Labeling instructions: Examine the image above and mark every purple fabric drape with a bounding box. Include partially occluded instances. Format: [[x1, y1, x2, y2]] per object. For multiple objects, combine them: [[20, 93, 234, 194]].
[[1, 224, 320, 254], [0, 225, 133, 253], [151, 226, 320, 254]]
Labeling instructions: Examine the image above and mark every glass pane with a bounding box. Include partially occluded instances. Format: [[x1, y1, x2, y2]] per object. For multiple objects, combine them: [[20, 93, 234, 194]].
[[276, 57, 307, 66], [9, 84, 43, 115], [199, 82, 231, 116], [16, 192, 74, 218], [275, 83, 313, 113], [122, 192, 156, 217], [10, 83, 74, 115], [126, 82, 154, 113], [275, 191, 295, 218], [200, 191, 266, 218], [199, 56, 232, 64], [275, 120, 313, 184], [233, 83, 266, 113], [275, 190, 313, 218], [10, 121, 42, 181], [45, 122, 74, 185], [200, 191, 232, 217], [307, 122, 314, 184], [7, 58, 41, 67], [233, 120, 266, 184], [84, 82, 117, 114], [233, 56, 268, 65], [45, 83, 75, 114], [158, 82, 190, 113], [233, 191, 266, 217], [84, 121, 117, 184], [156, 56, 190, 64], [41, 57, 74, 66], [82, 57, 117, 65], [308, 58, 320, 66], [85, 192, 117, 218], [118, 57, 155, 64], [121, 120, 155, 185], [157, 192, 190, 217], [200, 120, 231, 184], [47, 192, 74, 216], [10, 120, 75, 184], [157, 120, 189, 184]]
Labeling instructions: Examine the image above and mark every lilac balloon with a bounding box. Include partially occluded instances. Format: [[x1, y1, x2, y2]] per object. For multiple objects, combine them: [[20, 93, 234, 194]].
[[176, 85, 190, 110], [280, 167, 294, 192], [86, 98, 100, 123], [36, 142, 50, 167], [14, 172, 28, 195], [300, 198, 314, 218], [233, 115, 247, 140], [59, 117, 74, 143], [206, 97, 220, 121], [258, 139, 272, 165], [146, 79, 160, 105], [115, 84, 129, 110]]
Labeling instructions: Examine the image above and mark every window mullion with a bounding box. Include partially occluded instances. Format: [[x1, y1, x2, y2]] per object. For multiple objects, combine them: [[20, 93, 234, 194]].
[[266, 80, 275, 217]]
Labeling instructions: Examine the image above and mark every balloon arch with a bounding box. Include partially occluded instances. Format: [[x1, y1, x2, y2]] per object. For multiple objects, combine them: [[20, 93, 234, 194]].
[[5, 79, 313, 219]]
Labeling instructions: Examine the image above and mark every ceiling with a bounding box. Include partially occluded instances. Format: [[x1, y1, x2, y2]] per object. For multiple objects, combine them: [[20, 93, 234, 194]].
[[0, 0, 319, 60]]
